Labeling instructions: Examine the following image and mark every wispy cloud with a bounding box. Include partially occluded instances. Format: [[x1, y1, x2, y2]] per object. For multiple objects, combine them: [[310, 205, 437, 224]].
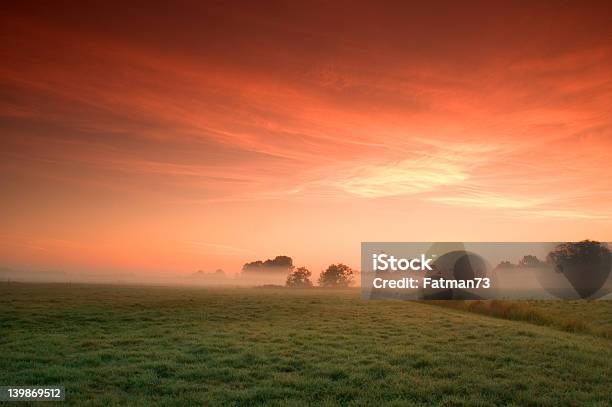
[[332, 158, 468, 198], [429, 192, 544, 210]]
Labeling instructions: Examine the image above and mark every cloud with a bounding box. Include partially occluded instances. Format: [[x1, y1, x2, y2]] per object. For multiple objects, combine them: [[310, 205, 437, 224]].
[[334, 158, 469, 198], [429, 192, 543, 210], [519, 209, 610, 220]]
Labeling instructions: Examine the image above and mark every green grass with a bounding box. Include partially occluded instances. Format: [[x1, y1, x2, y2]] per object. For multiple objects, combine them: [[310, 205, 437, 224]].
[[1, 283, 611, 406], [428, 299, 612, 339]]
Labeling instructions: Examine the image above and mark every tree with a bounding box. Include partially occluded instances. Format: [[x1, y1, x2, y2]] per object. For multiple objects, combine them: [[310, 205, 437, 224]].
[[242, 260, 264, 271], [518, 255, 542, 268], [242, 255, 293, 273], [286, 266, 313, 288], [546, 240, 609, 270], [241, 255, 294, 285], [545, 240, 610, 298], [318, 263, 355, 287]]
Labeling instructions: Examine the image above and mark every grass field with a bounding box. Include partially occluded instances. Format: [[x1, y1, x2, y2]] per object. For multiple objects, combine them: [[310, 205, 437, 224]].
[[1, 283, 611, 406], [429, 299, 612, 339]]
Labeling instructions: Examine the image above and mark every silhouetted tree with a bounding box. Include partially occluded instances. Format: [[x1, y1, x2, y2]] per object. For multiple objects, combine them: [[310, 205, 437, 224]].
[[242, 256, 293, 273], [545, 240, 611, 298], [264, 255, 292, 269], [518, 255, 542, 268], [318, 263, 354, 287], [286, 266, 313, 288], [546, 240, 609, 270], [242, 260, 264, 271]]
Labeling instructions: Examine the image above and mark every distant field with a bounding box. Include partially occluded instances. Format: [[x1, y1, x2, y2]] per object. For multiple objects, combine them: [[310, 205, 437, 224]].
[[1, 283, 611, 406]]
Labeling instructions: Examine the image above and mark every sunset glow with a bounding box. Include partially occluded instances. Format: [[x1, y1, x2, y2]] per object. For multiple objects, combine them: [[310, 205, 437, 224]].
[[2, 2, 612, 281]]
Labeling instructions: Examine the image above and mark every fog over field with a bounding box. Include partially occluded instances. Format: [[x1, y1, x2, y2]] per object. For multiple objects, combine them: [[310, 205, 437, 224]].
[[0, 263, 309, 286]]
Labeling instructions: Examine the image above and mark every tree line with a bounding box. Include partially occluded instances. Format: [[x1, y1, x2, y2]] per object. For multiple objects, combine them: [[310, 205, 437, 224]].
[[285, 263, 355, 288], [242, 255, 355, 288]]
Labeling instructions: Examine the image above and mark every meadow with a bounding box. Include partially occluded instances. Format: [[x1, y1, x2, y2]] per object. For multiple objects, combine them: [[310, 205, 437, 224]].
[[1, 283, 611, 406], [429, 299, 612, 339]]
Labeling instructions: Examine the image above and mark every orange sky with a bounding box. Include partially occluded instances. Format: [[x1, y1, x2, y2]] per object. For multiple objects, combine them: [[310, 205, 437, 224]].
[[1, 2, 612, 280]]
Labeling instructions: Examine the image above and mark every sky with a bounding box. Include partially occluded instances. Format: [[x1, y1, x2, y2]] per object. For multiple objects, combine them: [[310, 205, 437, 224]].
[[1, 1, 612, 281]]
